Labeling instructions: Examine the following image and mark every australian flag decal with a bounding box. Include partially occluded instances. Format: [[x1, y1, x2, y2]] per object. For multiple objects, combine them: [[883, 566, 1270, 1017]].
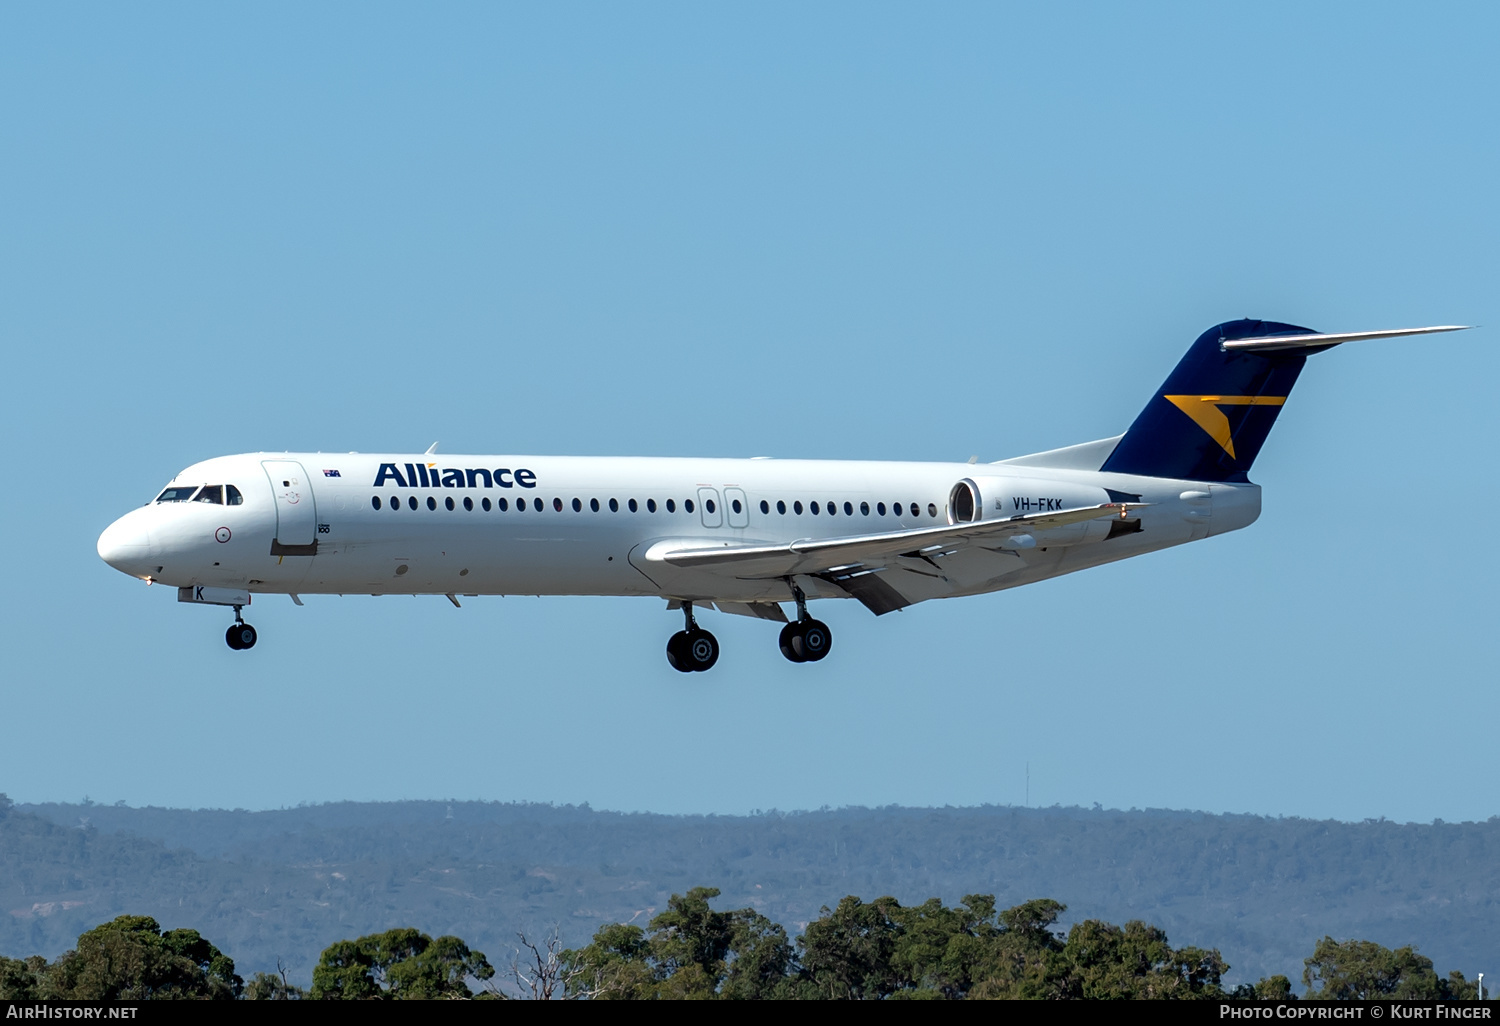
[[322, 469, 341, 477]]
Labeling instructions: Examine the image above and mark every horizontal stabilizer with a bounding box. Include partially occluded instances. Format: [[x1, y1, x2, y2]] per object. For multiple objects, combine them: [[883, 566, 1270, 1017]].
[[1221, 325, 1471, 353]]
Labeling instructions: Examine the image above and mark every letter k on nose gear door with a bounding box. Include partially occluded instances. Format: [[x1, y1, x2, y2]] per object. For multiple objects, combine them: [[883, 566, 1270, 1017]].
[[262, 460, 319, 555]]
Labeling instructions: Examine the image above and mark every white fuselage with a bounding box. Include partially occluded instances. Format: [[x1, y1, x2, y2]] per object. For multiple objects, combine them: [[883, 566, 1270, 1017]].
[[97, 451, 1259, 612]]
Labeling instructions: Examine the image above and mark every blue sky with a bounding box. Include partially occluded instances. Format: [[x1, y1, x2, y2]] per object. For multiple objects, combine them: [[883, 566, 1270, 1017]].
[[2, 2, 1496, 823]]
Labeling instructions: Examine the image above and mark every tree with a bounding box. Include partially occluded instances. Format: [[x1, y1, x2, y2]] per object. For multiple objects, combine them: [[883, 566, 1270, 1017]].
[[1229, 974, 1296, 1000], [561, 887, 796, 999], [41, 916, 241, 1000], [648, 886, 736, 993], [504, 928, 588, 999], [1441, 971, 1481, 1000], [719, 910, 795, 1000], [1047, 918, 1228, 1000], [243, 960, 308, 1000], [797, 895, 904, 999], [0, 956, 49, 1000], [969, 899, 1070, 999], [1303, 937, 1441, 1000], [310, 928, 494, 999], [562, 922, 656, 999]]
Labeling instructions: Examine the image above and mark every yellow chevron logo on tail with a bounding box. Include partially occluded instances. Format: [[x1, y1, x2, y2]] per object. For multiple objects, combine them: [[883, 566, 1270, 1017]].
[[1163, 395, 1287, 459]]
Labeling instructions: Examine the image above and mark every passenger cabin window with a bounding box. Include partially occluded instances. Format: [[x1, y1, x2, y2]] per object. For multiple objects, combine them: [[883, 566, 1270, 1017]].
[[155, 485, 200, 503]]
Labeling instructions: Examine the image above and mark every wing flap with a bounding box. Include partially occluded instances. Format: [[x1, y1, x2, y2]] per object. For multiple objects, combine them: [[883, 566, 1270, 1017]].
[[816, 567, 912, 615]]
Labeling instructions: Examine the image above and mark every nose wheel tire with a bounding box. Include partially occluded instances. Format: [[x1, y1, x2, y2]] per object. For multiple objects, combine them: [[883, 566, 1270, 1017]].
[[667, 628, 719, 673], [226, 623, 257, 650], [780, 619, 832, 663]]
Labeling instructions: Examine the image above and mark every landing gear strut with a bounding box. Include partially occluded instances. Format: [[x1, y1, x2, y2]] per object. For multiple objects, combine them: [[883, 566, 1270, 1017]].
[[666, 601, 719, 673], [779, 583, 831, 663], [225, 605, 257, 651]]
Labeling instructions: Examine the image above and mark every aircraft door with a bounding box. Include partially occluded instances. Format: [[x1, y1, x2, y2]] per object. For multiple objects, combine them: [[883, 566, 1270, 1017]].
[[697, 487, 723, 528], [261, 460, 319, 555], [724, 488, 749, 528]]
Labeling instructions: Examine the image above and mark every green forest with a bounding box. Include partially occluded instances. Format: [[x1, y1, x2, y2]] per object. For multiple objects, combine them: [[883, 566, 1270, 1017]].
[[0, 889, 1486, 1000], [3, 795, 1496, 990]]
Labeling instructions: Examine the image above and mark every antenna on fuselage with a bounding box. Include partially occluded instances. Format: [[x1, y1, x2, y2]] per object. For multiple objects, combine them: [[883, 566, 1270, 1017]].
[[425, 441, 439, 454]]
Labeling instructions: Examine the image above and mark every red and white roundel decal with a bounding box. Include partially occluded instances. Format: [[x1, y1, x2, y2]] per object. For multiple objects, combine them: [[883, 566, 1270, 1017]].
[[215, 527, 232, 543]]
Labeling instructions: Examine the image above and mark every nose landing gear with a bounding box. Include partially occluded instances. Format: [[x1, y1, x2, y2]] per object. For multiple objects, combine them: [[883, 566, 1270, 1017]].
[[225, 606, 257, 650], [779, 584, 831, 663], [666, 601, 719, 673]]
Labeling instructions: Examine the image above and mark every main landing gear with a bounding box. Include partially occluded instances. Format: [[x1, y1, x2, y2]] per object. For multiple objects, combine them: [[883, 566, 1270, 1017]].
[[779, 584, 832, 664], [225, 606, 257, 650], [664, 590, 834, 671], [666, 601, 719, 673]]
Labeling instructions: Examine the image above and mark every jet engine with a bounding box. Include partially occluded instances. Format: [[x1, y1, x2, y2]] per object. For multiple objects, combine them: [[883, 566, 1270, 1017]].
[[947, 475, 1117, 547]]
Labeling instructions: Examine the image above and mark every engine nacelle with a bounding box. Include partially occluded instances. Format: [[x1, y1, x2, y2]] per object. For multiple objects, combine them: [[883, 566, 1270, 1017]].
[[948, 475, 1116, 547]]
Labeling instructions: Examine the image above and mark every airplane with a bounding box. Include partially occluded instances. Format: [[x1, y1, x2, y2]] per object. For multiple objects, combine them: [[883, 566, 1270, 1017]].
[[97, 319, 1468, 671]]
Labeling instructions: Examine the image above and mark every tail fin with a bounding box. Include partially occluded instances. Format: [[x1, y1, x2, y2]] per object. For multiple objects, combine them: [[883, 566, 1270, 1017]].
[[1100, 319, 1315, 482], [1099, 319, 1470, 481]]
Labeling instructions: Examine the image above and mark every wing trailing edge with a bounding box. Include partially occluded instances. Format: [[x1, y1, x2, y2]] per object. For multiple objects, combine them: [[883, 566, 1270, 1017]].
[[648, 503, 1144, 581]]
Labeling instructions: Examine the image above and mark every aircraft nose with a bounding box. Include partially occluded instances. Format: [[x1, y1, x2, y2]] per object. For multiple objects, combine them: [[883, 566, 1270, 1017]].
[[97, 512, 154, 576]]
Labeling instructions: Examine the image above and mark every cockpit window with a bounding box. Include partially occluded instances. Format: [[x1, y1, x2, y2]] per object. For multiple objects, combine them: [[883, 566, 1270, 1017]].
[[194, 486, 225, 505], [156, 485, 200, 503], [226, 485, 243, 505]]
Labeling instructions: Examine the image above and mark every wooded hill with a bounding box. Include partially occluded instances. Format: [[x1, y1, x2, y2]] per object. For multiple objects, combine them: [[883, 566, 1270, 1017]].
[[3, 796, 1495, 987]]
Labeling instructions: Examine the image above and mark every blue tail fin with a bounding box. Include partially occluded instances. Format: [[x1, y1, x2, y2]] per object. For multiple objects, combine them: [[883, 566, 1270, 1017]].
[[1100, 319, 1323, 482]]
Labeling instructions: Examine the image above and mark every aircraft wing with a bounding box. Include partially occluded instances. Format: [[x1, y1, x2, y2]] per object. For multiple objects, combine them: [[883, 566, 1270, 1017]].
[[645, 504, 1142, 609]]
